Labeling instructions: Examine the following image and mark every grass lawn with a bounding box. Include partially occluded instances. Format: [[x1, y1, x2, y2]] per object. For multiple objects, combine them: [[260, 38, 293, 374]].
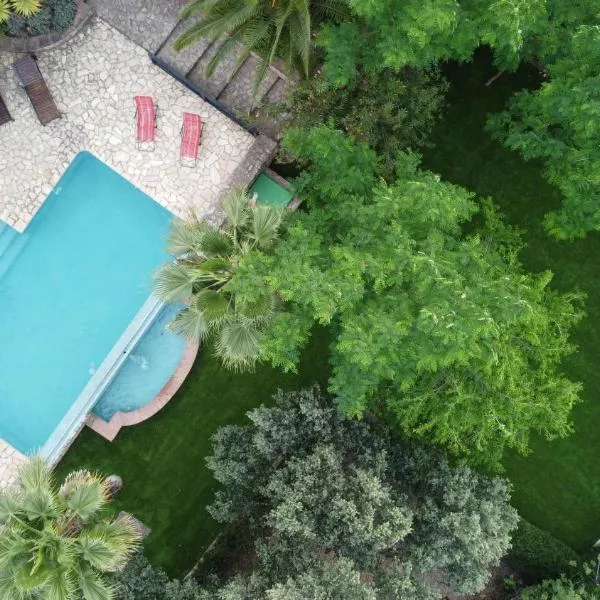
[[58, 327, 331, 576], [422, 50, 600, 553]]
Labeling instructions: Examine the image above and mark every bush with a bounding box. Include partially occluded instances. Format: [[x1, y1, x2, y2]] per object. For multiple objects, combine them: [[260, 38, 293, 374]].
[[7, 0, 75, 36], [509, 519, 580, 583]]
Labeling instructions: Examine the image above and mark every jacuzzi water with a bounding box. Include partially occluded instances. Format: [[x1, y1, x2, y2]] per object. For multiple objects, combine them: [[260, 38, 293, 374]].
[[93, 303, 186, 421], [0, 151, 173, 453]]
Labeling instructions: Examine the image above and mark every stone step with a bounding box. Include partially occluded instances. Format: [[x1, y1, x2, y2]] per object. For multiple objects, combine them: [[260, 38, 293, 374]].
[[156, 13, 212, 76], [187, 37, 246, 98], [264, 77, 288, 104], [218, 55, 280, 113]]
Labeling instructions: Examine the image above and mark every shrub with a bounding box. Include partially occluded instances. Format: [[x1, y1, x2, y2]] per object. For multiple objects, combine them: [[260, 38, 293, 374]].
[[7, 0, 74, 35], [509, 519, 580, 582]]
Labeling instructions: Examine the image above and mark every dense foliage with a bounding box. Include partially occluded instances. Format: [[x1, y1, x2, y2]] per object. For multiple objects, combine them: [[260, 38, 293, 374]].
[[154, 189, 284, 371], [233, 125, 584, 466], [205, 387, 518, 597], [318, 0, 548, 86], [0, 458, 140, 600], [279, 66, 448, 179], [520, 567, 600, 600], [488, 24, 600, 239], [508, 519, 580, 582]]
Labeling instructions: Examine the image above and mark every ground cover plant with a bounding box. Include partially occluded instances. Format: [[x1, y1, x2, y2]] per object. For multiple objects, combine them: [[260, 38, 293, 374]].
[[58, 328, 331, 576]]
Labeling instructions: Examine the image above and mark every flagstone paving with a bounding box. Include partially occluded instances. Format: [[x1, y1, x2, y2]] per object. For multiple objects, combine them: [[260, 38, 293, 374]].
[[0, 17, 264, 232], [0, 440, 25, 490]]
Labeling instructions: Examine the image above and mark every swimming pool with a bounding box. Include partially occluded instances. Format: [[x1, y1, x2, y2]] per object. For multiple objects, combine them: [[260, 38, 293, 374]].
[[93, 303, 186, 421], [0, 152, 173, 454]]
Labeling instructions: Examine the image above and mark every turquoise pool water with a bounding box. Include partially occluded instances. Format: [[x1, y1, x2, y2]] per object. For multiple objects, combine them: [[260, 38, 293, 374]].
[[93, 303, 186, 421], [0, 152, 173, 453]]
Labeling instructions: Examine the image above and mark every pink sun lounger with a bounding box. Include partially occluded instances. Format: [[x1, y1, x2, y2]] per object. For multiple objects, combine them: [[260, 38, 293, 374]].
[[134, 95, 156, 150], [180, 112, 203, 166]]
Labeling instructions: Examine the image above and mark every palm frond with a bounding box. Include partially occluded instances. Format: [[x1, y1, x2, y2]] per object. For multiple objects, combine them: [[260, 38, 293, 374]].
[[18, 457, 53, 495], [74, 567, 114, 600], [249, 204, 283, 249], [41, 567, 76, 600], [222, 188, 251, 232], [195, 288, 230, 324], [10, 0, 40, 16], [0, 0, 11, 23], [167, 306, 211, 343], [153, 263, 197, 303], [198, 228, 234, 257], [165, 218, 210, 257], [215, 319, 262, 371], [60, 471, 108, 523], [0, 492, 20, 524]]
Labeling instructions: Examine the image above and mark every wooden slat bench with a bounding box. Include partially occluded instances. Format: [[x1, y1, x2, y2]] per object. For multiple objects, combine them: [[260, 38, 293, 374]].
[[0, 94, 12, 126], [13, 55, 60, 126]]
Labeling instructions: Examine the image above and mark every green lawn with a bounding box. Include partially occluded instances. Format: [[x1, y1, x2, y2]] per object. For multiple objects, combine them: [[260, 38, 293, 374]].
[[422, 51, 600, 553], [58, 327, 331, 576]]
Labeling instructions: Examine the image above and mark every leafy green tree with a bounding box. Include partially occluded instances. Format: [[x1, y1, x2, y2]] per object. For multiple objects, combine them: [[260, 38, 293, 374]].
[[153, 188, 284, 371], [233, 125, 584, 466], [207, 387, 518, 596], [488, 25, 600, 239], [0, 457, 141, 600], [317, 0, 548, 87], [278, 66, 448, 179], [175, 0, 346, 89]]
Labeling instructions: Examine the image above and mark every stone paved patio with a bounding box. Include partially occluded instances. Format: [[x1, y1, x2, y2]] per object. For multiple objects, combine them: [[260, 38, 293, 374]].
[[0, 440, 25, 490], [0, 17, 277, 487], [0, 17, 257, 231]]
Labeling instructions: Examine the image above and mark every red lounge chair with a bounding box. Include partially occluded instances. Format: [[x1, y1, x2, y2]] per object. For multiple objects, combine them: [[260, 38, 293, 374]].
[[134, 95, 156, 150], [180, 112, 202, 166]]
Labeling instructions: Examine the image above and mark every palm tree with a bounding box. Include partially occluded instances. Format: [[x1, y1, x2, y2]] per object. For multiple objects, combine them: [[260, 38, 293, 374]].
[[0, 457, 141, 600], [174, 0, 347, 90], [0, 0, 41, 22], [153, 188, 284, 371]]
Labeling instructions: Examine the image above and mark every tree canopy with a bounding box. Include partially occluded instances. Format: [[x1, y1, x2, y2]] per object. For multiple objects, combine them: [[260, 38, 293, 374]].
[[317, 0, 549, 87], [488, 24, 600, 239], [206, 387, 518, 597], [231, 125, 584, 466]]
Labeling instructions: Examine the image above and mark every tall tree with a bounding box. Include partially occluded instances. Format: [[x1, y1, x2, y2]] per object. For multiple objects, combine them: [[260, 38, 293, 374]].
[[206, 387, 518, 596], [232, 125, 584, 466], [153, 188, 284, 371], [0, 457, 140, 600]]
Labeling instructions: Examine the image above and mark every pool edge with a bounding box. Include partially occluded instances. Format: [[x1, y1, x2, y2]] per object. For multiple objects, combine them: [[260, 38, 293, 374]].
[[86, 339, 199, 441]]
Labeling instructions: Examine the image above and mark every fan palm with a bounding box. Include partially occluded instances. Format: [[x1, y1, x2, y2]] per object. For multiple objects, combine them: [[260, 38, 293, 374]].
[[0, 0, 41, 22], [154, 188, 284, 371], [0, 457, 141, 600], [175, 0, 347, 90]]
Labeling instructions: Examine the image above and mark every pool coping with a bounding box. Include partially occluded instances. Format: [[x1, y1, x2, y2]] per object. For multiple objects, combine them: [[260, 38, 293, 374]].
[[86, 338, 199, 441]]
